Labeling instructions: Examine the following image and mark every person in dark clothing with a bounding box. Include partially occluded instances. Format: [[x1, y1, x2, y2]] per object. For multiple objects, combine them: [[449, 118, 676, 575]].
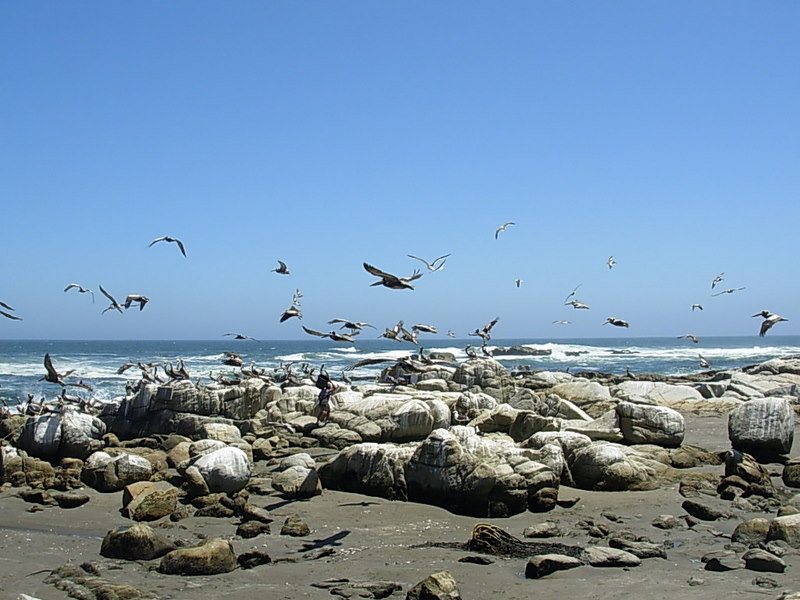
[[315, 380, 333, 425]]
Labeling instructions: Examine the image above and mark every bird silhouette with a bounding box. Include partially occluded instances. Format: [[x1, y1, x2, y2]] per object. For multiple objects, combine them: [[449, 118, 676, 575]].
[[149, 236, 186, 257]]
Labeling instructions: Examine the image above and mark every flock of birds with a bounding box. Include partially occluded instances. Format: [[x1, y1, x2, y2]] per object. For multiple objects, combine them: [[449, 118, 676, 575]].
[[0, 226, 792, 396]]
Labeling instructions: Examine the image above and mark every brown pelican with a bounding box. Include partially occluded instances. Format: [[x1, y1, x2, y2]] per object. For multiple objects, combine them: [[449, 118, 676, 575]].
[[363, 263, 422, 290], [691, 304, 704, 311], [566, 300, 590, 310], [64, 283, 94, 303], [698, 354, 711, 369], [603, 317, 629, 328], [412, 323, 438, 334], [399, 327, 419, 345], [223, 333, 259, 341], [464, 344, 478, 358], [124, 294, 150, 311], [379, 320, 405, 341], [99, 285, 124, 314], [272, 260, 290, 275], [149, 236, 187, 257], [469, 317, 499, 343], [677, 334, 699, 343], [40, 354, 93, 391], [302, 326, 358, 343], [712, 287, 745, 297], [328, 318, 375, 332], [222, 351, 244, 367], [494, 222, 515, 239], [0, 301, 21, 321], [607, 256, 616, 269], [480, 345, 494, 358], [711, 272, 724, 289], [752, 310, 789, 337], [280, 304, 302, 322], [407, 254, 450, 271]]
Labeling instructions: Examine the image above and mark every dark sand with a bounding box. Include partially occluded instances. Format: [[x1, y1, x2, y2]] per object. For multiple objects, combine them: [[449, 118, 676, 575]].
[[1, 414, 797, 600]]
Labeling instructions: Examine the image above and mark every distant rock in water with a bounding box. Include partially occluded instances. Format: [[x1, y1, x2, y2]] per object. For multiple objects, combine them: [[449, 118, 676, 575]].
[[492, 346, 552, 357]]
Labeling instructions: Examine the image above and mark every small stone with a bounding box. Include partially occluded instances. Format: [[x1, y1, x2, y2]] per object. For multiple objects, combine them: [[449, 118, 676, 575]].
[[652, 515, 681, 529], [525, 554, 583, 578], [742, 548, 786, 573], [458, 556, 493, 565], [751, 576, 779, 589], [237, 550, 272, 569], [702, 550, 741, 571], [523, 522, 563, 538], [406, 570, 461, 600], [608, 537, 667, 559], [280, 514, 310, 537], [51, 491, 91, 509], [237, 520, 271, 538], [584, 547, 641, 568], [681, 499, 727, 521], [687, 576, 705, 586]]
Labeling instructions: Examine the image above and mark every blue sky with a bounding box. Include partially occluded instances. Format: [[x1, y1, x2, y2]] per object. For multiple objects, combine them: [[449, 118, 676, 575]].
[[1, 2, 798, 340]]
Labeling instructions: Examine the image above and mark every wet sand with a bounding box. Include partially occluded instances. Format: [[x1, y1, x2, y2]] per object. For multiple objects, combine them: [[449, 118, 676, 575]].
[[1, 414, 797, 600]]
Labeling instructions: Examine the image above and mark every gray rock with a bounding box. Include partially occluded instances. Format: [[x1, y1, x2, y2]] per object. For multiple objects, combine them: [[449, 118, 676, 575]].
[[272, 465, 322, 498], [159, 538, 237, 575], [728, 397, 795, 455], [280, 514, 310, 536], [584, 546, 641, 567], [405, 570, 462, 600], [523, 522, 563, 538], [608, 537, 667, 559], [525, 554, 584, 578], [616, 401, 685, 447], [742, 548, 785, 573], [682, 499, 728, 521], [766, 513, 800, 548], [783, 457, 800, 488], [190, 446, 251, 494], [100, 522, 175, 560], [731, 518, 771, 546]]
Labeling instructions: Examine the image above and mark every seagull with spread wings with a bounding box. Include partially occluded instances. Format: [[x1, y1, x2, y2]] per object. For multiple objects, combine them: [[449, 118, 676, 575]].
[[149, 236, 186, 257], [407, 253, 450, 272], [711, 272, 724, 289], [494, 222, 515, 239], [363, 263, 422, 290], [64, 283, 95, 303], [223, 333, 259, 341], [677, 334, 699, 343], [712, 287, 746, 297], [99, 285, 124, 314], [603, 317, 630, 328]]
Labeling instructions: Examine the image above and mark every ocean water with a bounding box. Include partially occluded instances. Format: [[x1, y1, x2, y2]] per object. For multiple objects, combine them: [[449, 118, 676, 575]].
[[1, 336, 799, 406]]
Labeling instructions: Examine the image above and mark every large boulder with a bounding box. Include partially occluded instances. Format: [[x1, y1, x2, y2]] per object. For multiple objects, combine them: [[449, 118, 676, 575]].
[[272, 465, 322, 498], [180, 446, 251, 494], [319, 443, 414, 500], [101, 523, 175, 560], [613, 381, 704, 410], [17, 409, 105, 461], [616, 401, 685, 447], [158, 538, 237, 575], [551, 380, 614, 417], [122, 481, 180, 521], [569, 442, 671, 491], [82, 451, 154, 492], [728, 397, 794, 455]]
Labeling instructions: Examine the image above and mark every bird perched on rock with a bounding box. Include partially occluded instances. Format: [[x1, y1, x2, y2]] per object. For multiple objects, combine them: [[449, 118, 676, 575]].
[[64, 284, 94, 303], [711, 272, 724, 289], [603, 317, 629, 328], [752, 310, 789, 337], [363, 263, 422, 290], [407, 254, 450, 272], [99, 285, 124, 314], [302, 326, 358, 343], [149, 236, 186, 257], [464, 344, 478, 358], [469, 317, 499, 343], [124, 294, 150, 311], [272, 260, 290, 275], [677, 334, 699, 343], [0, 301, 21, 321], [494, 222, 515, 239], [224, 333, 258, 341], [712, 287, 746, 297]]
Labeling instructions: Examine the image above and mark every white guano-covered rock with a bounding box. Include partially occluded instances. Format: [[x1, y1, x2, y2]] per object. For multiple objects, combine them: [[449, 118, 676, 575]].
[[190, 446, 251, 494], [272, 465, 322, 498], [616, 401, 685, 447], [728, 397, 795, 455], [613, 381, 704, 410]]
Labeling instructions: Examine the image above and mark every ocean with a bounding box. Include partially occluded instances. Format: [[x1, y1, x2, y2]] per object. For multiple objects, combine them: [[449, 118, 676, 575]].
[[2, 336, 799, 406]]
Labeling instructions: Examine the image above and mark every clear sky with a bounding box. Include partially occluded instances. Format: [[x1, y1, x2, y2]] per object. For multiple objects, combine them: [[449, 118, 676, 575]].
[[1, 2, 798, 340]]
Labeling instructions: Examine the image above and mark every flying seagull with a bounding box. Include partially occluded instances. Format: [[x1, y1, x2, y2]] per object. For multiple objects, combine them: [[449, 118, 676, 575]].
[[712, 287, 746, 297], [691, 304, 704, 311], [407, 254, 450, 272], [495, 222, 515, 239], [272, 260, 290, 275], [711, 272, 725, 289], [677, 334, 699, 343], [752, 310, 789, 337], [698, 354, 711, 369], [99, 285, 124, 314], [64, 284, 95, 303], [302, 325, 358, 343], [363, 263, 422, 290], [603, 317, 630, 328], [124, 294, 150, 311], [607, 256, 616, 269], [149, 236, 186, 257], [446, 330, 456, 337], [469, 317, 499, 343], [224, 333, 259, 341]]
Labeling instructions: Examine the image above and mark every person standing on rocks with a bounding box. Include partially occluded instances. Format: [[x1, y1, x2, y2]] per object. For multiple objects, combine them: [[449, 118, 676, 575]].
[[315, 380, 333, 425]]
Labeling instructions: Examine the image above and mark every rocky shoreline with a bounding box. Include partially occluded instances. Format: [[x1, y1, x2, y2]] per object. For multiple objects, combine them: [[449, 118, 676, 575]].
[[1, 354, 799, 599]]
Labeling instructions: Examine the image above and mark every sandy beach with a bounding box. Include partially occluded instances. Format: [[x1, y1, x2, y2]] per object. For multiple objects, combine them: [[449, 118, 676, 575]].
[[1, 412, 797, 600]]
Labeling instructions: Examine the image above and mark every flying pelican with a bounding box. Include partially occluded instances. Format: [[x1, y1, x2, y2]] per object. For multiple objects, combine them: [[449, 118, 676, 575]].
[[223, 333, 259, 341], [399, 327, 419, 345], [691, 304, 704, 311], [446, 330, 456, 337], [272, 260, 290, 275], [698, 354, 711, 369], [407, 254, 450, 271], [603, 317, 629, 328], [494, 222, 515, 239], [379, 320, 405, 341], [99, 285, 124, 314], [712, 287, 746, 297], [752, 310, 789, 337], [302, 326, 358, 343], [711, 272, 724, 289], [469, 317, 499, 343], [0, 301, 21, 321], [566, 300, 590, 310], [149, 236, 186, 257], [328, 318, 375, 331], [39, 354, 92, 391], [64, 284, 94, 303], [563, 284, 582, 304], [412, 323, 438, 334], [280, 304, 302, 322], [677, 334, 699, 343], [515, 279, 522, 288], [124, 294, 150, 311], [363, 263, 422, 290], [607, 256, 616, 269]]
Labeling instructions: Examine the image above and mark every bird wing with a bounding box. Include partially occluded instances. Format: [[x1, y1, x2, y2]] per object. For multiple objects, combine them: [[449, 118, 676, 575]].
[[99, 285, 118, 305], [363, 263, 394, 279], [302, 326, 326, 337], [328, 318, 347, 324], [64, 283, 79, 292], [44, 353, 58, 379], [0, 301, 14, 311], [404, 269, 423, 283], [175, 238, 187, 257], [759, 320, 771, 337], [0, 309, 22, 321], [149, 236, 166, 247], [484, 317, 500, 332], [407, 255, 432, 269], [277, 260, 287, 271], [344, 357, 394, 371], [432, 253, 451, 264]]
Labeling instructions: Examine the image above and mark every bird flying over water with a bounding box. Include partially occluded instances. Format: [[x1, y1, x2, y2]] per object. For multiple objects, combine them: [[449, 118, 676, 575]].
[[752, 310, 789, 337], [64, 284, 94, 303], [412, 323, 438, 334], [302, 326, 358, 343], [566, 300, 590, 310], [469, 317, 499, 343], [712, 287, 746, 297], [711, 272, 724, 289], [328, 318, 375, 332], [40, 353, 92, 391], [603, 317, 630, 328], [494, 222, 515, 239], [446, 330, 456, 337], [272, 260, 290, 275], [224, 333, 258, 341], [99, 285, 124, 314], [0, 301, 21, 321], [698, 354, 711, 369], [124, 294, 150, 311], [407, 254, 450, 272], [691, 304, 704, 311], [363, 263, 422, 290], [677, 334, 699, 343], [149, 236, 186, 257]]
